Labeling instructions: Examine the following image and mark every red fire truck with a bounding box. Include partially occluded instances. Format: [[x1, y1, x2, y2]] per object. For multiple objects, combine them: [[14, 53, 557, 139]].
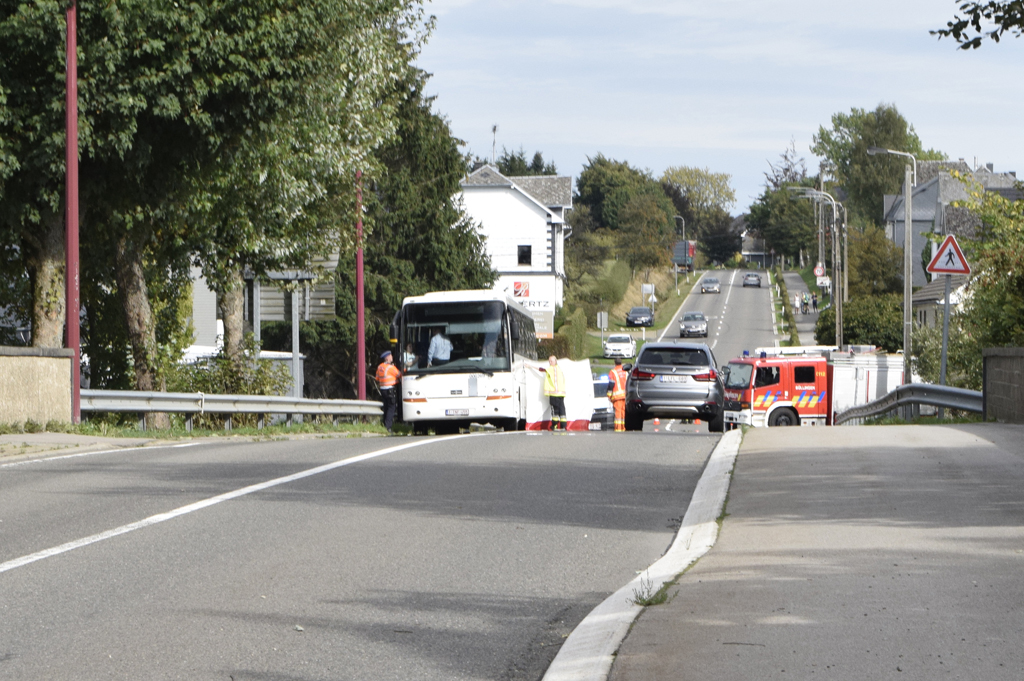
[[722, 346, 904, 428]]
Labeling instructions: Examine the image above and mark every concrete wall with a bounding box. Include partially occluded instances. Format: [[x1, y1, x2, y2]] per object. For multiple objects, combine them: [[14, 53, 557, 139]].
[[0, 347, 73, 424], [984, 348, 1024, 424]]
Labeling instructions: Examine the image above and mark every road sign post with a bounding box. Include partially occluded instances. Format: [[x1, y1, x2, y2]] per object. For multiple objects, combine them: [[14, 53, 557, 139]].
[[925, 235, 971, 404]]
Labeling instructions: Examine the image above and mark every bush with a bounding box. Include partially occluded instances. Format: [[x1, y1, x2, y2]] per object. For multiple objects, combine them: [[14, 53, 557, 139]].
[[557, 308, 589, 360], [815, 293, 902, 351], [538, 335, 571, 359], [167, 335, 292, 428]]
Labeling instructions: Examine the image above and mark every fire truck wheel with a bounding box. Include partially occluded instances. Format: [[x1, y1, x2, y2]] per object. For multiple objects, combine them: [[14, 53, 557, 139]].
[[768, 409, 799, 427]]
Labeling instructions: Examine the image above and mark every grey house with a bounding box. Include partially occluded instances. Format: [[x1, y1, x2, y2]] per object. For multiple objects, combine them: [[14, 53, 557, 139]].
[[882, 161, 1017, 287]]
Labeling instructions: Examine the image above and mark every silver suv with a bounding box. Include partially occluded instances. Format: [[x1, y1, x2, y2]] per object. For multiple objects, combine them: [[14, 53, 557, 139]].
[[624, 341, 724, 432]]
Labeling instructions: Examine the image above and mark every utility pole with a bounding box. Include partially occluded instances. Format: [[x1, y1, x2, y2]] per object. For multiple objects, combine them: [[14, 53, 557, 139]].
[[66, 2, 81, 423]]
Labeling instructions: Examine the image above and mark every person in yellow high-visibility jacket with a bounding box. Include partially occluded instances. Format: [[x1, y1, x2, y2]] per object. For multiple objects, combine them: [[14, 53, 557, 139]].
[[607, 358, 629, 432], [535, 355, 567, 431]]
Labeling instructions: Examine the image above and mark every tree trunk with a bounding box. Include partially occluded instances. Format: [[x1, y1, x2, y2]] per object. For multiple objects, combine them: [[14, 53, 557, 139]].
[[114, 234, 170, 430], [25, 209, 66, 348], [219, 269, 245, 359]]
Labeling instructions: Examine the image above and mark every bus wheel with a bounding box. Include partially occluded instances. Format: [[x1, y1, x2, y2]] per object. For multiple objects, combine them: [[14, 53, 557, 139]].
[[500, 418, 518, 432], [769, 409, 799, 427], [413, 422, 430, 436]]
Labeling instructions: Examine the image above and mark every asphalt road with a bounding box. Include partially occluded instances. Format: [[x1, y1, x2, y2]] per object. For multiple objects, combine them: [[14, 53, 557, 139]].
[[0, 431, 716, 680], [0, 268, 781, 679], [650, 269, 777, 434]]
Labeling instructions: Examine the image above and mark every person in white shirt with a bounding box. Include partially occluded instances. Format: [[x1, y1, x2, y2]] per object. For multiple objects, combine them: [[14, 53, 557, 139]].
[[427, 328, 452, 366]]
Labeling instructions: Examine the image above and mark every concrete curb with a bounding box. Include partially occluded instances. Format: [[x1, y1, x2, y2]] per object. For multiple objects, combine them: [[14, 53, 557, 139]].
[[542, 428, 743, 681]]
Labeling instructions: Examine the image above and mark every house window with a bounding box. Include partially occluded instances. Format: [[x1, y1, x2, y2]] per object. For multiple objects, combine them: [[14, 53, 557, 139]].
[[518, 245, 532, 266]]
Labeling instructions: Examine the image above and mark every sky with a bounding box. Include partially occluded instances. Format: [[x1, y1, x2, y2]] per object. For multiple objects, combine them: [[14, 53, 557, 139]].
[[414, 0, 1024, 215]]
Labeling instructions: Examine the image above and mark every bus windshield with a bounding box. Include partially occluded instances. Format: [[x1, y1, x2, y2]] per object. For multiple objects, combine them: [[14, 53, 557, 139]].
[[402, 301, 510, 374]]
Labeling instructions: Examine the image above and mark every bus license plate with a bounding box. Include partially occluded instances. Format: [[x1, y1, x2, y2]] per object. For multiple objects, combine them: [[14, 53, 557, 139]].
[[445, 409, 469, 416], [660, 375, 687, 383]]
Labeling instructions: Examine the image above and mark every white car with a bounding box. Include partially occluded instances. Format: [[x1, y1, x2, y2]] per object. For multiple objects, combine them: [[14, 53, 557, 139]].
[[603, 334, 637, 359]]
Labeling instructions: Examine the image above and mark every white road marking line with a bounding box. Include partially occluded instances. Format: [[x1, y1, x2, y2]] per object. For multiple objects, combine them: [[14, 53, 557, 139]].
[[0, 435, 471, 574], [0, 442, 201, 469]]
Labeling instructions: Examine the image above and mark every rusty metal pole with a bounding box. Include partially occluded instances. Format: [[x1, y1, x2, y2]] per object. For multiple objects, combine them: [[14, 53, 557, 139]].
[[66, 2, 81, 423], [356, 171, 366, 401]]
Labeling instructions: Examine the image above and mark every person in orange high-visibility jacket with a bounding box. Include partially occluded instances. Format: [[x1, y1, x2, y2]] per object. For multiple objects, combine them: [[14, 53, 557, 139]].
[[533, 355, 567, 430], [607, 358, 629, 432], [375, 350, 402, 433]]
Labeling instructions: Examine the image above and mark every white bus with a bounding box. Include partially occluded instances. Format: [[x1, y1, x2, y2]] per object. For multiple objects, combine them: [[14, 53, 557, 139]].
[[389, 290, 539, 435]]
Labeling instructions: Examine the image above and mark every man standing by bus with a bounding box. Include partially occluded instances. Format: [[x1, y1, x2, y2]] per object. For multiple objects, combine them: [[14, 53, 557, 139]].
[[608, 358, 628, 432], [535, 355, 567, 431], [376, 350, 402, 433]]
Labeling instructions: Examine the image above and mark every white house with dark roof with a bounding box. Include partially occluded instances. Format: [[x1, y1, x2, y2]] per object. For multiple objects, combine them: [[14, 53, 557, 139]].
[[458, 165, 573, 339]]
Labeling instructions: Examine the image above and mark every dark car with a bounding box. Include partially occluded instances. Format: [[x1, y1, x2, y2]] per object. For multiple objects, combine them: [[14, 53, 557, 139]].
[[626, 306, 654, 327], [624, 341, 724, 432], [742, 273, 762, 287]]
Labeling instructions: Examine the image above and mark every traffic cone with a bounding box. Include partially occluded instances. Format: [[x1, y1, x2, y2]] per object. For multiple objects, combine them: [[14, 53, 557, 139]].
[[695, 418, 701, 425], [653, 417, 660, 425]]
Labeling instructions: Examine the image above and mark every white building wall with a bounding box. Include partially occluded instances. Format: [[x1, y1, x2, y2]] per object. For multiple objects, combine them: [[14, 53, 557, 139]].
[[190, 265, 219, 346], [460, 186, 566, 338], [461, 189, 553, 271]]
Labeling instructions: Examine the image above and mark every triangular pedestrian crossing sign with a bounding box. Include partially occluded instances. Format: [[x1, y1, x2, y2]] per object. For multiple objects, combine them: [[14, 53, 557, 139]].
[[926, 234, 971, 275]]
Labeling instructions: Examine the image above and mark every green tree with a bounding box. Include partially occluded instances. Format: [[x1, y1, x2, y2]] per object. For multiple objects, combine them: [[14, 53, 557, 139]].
[[0, 0, 423, 398], [934, 2, 1024, 48], [660, 166, 736, 232], [814, 293, 903, 351], [496, 147, 557, 176], [811, 104, 944, 224], [616, 193, 674, 280], [575, 154, 654, 231], [265, 69, 496, 398], [699, 208, 742, 265], [747, 184, 816, 261], [959, 183, 1024, 348], [846, 220, 903, 297]]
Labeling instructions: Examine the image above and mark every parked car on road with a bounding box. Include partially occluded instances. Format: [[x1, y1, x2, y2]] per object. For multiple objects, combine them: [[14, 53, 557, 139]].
[[590, 378, 614, 430], [625, 341, 724, 432], [742, 273, 762, 287], [625, 306, 654, 327], [603, 334, 637, 358], [700, 277, 721, 294], [678, 311, 708, 338]]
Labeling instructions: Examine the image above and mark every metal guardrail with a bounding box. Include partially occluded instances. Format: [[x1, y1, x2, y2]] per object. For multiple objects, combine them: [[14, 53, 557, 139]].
[[81, 389, 382, 431], [834, 383, 983, 425]]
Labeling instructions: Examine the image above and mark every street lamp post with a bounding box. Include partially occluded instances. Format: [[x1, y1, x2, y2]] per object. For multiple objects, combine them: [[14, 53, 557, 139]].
[[790, 188, 844, 348], [867, 147, 917, 390]]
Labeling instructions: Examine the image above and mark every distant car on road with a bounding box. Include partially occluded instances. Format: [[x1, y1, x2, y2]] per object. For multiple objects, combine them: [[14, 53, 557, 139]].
[[624, 341, 724, 432], [625, 306, 654, 327], [603, 334, 637, 359], [700, 277, 721, 294], [742, 273, 762, 287], [679, 311, 708, 338]]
